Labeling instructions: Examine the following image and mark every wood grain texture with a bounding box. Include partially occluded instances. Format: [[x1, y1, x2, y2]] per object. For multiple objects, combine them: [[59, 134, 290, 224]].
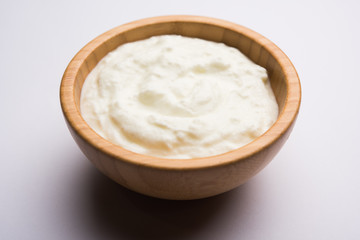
[[60, 15, 301, 200]]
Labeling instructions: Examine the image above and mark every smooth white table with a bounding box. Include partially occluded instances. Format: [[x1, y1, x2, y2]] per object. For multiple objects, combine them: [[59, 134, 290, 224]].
[[1, 0, 360, 239]]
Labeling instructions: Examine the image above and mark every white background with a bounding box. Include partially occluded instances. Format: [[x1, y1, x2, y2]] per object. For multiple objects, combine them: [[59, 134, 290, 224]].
[[1, 0, 360, 239]]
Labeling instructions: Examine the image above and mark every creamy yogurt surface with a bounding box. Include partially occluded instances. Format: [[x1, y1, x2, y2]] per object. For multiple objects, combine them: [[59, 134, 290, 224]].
[[80, 35, 278, 159]]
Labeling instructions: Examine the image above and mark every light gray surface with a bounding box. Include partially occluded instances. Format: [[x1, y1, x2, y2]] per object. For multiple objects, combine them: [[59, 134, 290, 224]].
[[1, 0, 360, 239]]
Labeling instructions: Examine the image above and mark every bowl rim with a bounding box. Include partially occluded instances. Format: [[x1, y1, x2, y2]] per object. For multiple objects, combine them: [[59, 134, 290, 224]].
[[60, 15, 301, 170]]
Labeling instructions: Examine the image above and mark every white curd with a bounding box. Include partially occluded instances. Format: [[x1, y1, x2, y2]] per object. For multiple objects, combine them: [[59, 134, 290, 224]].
[[80, 35, 278, 159]]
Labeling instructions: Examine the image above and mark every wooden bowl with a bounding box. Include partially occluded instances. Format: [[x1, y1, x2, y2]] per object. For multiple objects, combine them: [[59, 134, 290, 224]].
[[60, 16, 301, 200]]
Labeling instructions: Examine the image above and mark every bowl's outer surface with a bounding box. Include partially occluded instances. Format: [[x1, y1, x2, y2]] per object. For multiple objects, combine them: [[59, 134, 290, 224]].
[[60, 15, 301, 200]]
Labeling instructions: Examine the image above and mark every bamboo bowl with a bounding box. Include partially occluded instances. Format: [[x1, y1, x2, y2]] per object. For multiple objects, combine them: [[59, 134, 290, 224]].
[[60, 16, 301, 200]]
